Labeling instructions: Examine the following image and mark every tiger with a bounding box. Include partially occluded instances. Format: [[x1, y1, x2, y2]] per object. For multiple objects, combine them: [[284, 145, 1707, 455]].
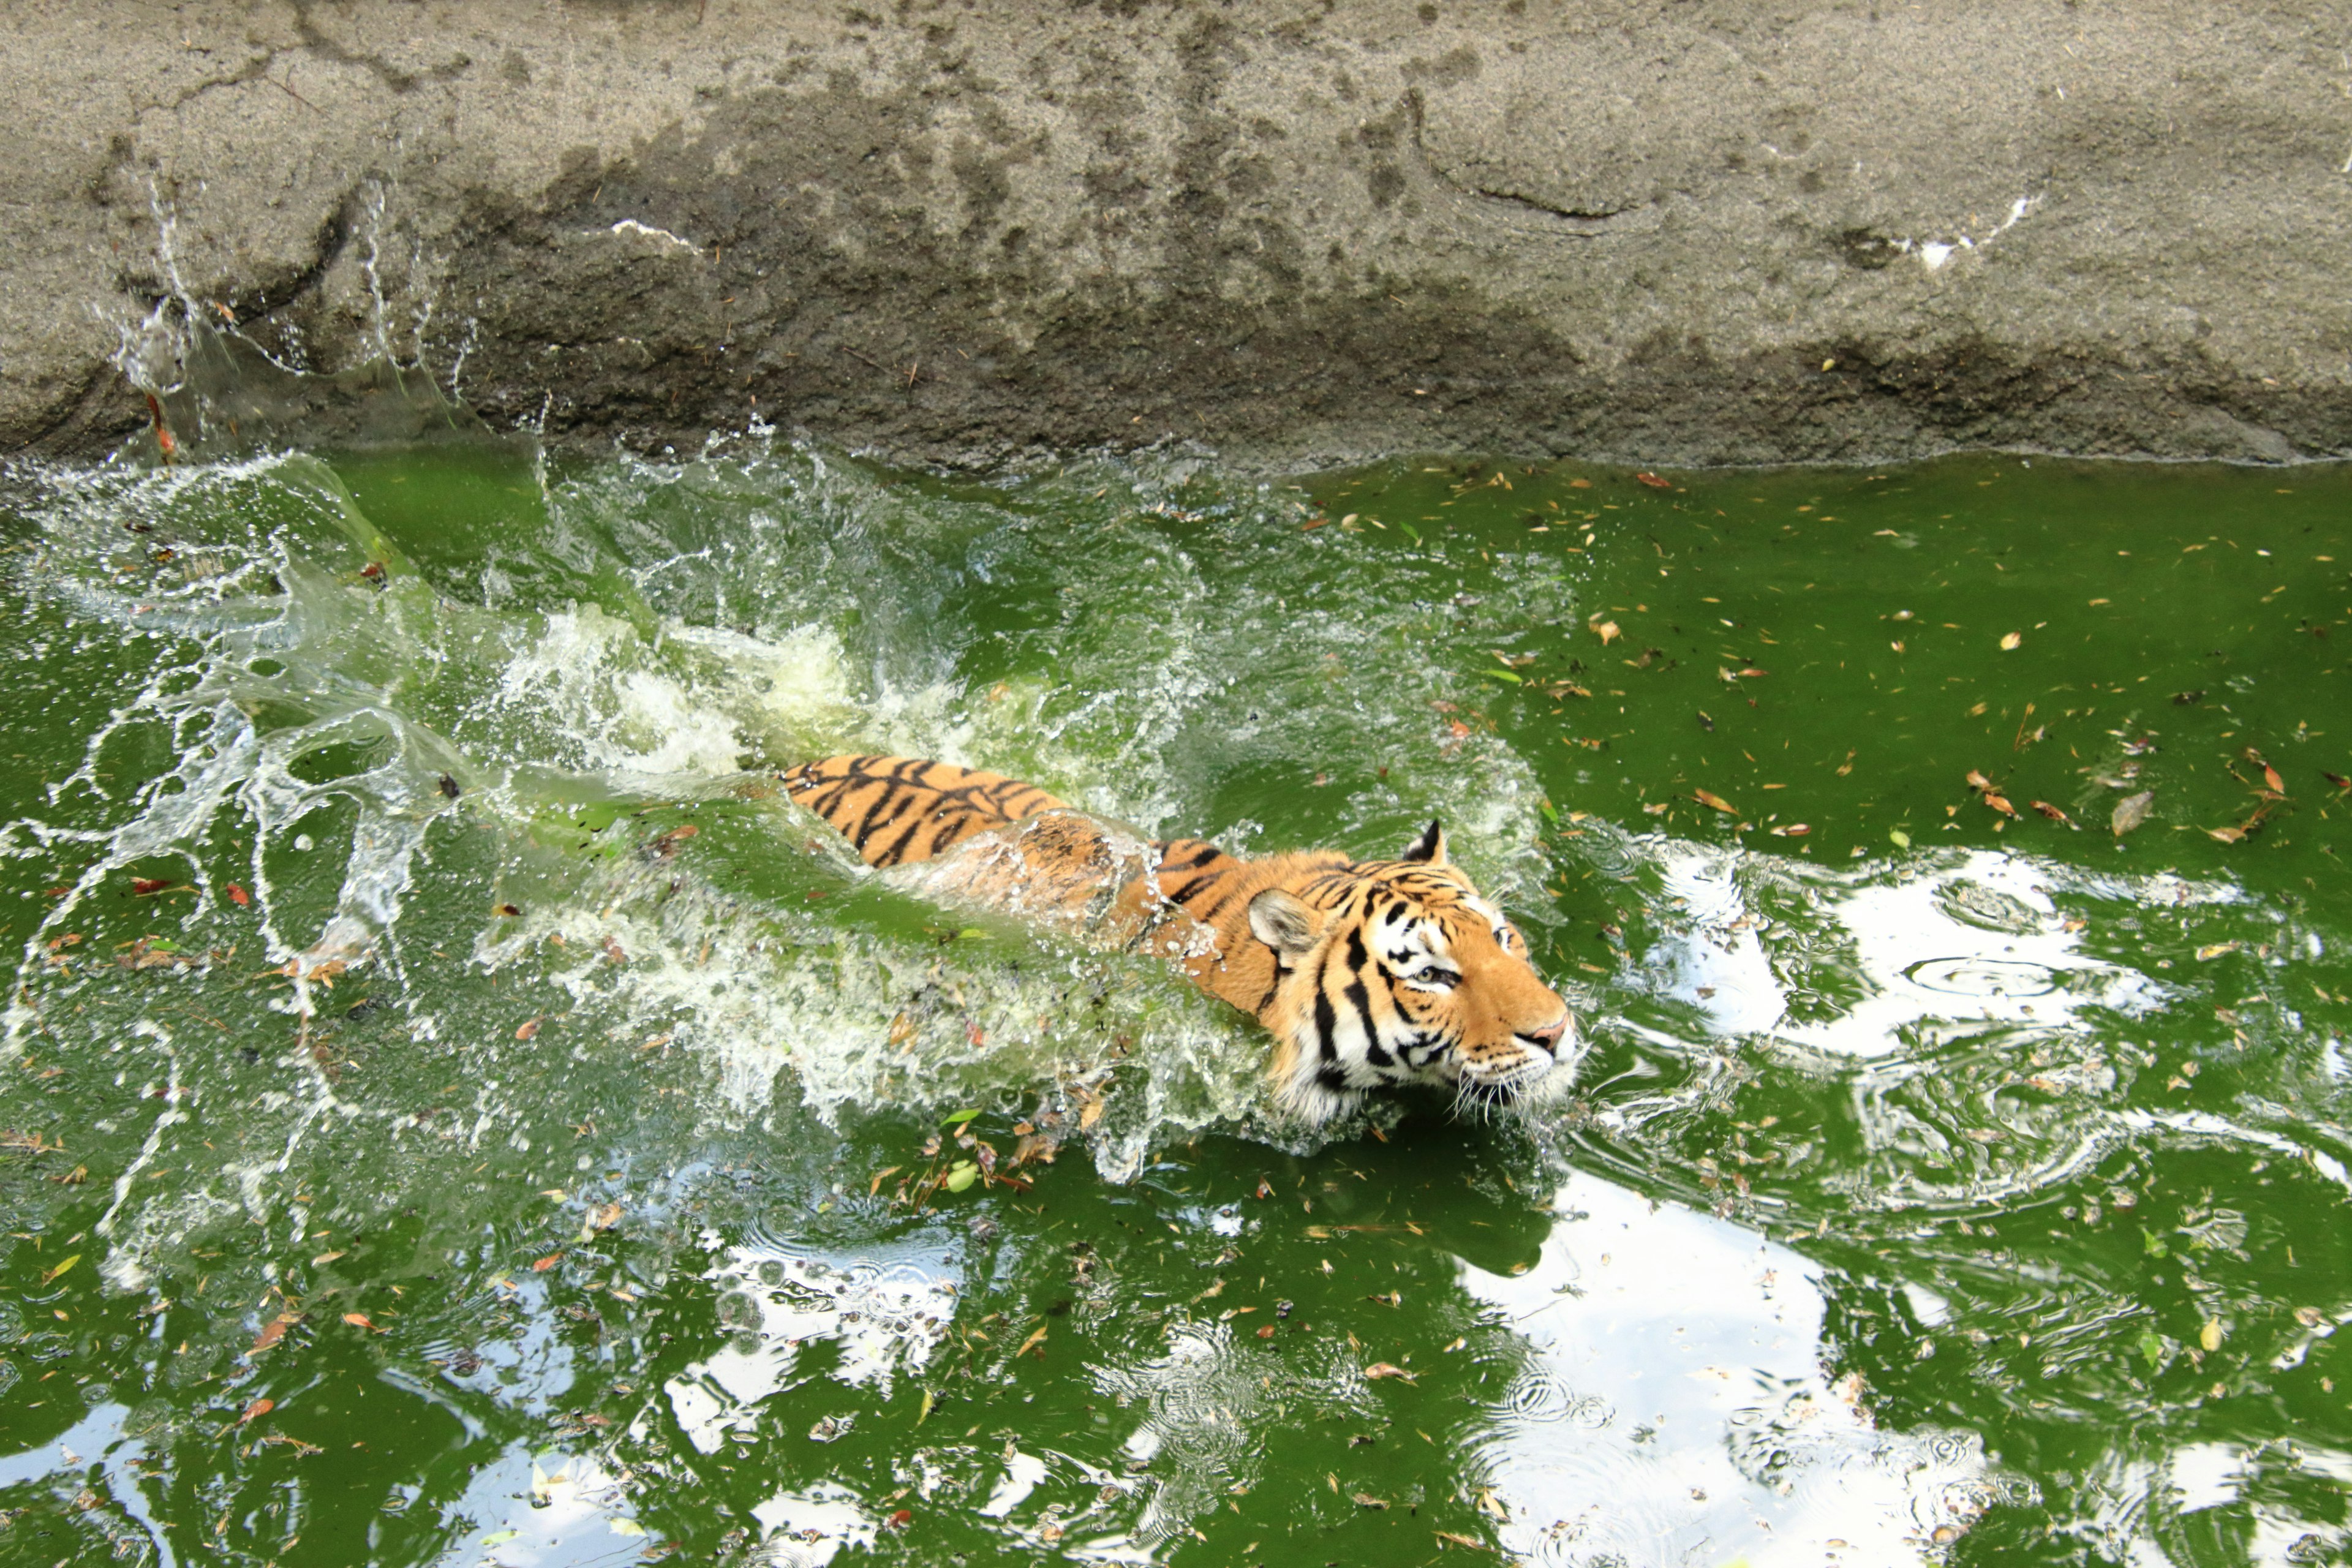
[[780, 754, 1577, 1123]]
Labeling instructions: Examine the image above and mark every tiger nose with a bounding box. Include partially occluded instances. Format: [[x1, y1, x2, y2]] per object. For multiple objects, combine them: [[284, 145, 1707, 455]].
[[1523, 1013, 1570, 1054]]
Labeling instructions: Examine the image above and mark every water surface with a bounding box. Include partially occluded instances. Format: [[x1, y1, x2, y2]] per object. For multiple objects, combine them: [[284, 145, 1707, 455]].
[[1, 432, 2348, 1567]]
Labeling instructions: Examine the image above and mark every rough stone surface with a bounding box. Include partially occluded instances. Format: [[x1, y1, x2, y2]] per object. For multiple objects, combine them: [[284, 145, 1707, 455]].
[[7, 0, 2352, 468]]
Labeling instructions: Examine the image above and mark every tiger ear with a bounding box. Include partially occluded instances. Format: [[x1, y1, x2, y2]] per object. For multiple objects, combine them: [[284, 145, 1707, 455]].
[[1246, 888, 1324, 957], [1400, 817, 1448, 865]]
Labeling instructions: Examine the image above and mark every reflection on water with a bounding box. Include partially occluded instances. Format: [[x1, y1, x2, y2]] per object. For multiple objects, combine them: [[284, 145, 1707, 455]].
[[1464, 1173, 1997, 1566]]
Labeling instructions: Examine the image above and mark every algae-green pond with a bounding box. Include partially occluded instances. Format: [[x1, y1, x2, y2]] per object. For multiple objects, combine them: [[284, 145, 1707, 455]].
[[0, 442, 2348, 1567]]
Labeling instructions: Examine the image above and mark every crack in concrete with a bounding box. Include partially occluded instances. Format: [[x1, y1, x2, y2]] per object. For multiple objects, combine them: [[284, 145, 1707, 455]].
[[291, 2, 472, 95]]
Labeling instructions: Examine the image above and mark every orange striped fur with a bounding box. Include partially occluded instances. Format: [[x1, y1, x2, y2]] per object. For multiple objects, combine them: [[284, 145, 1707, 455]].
[[783, 755, 1577, 1122]]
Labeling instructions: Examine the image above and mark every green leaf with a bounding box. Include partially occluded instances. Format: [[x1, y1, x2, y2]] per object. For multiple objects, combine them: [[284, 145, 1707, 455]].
[[956, 927, 989, 940], [40, 1253, 78, 1284], [943, 1162, 979, 1193], [1398, 520, 1423, 545], [1539, 801, 1560, 824], [2142, 1231, 2169, 1258], [481, 1529, 521, 1545], [2138, 1329, 2168, 1368], [941, 1109, 982, 1126], [1478, 668, 1523, 684], [1887, 829, 1912, 848]]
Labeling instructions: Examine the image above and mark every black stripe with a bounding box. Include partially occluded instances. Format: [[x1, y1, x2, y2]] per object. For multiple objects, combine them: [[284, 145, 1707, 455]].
[[1170, 867, 1227, 906], [807, 779, 863, 822], [850, 783, 916, 850], [873, 814, 930, 867], [1350, 978, 1388, 1067], [1253, 961, 1286, 1015], [1312, 982, 1338, 1062], [1158, 842, 1224, 873]]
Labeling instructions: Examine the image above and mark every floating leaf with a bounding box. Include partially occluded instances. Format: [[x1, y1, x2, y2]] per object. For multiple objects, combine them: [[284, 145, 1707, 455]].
[[1477, 668, 1522, 684], [40, 1253, 79, 1284], [2111, 791, 2155, 836], [1363, 1362, 1419, 1382], [1017, 1322, 1050, 1357], [1593, 620, 1621, 645], [943, 1161, 979, 1193], [239, 1396, 274, 1425], [480, 1531, 521, 1546], [1353, 1493, 1392, 1509], [2196, 942, 2241, 960], [1982, 791, 2019, 818], [514, 1018, 541, 1041], [1768, 823, 1810, 837], [941, 1107, 982, 1126], [226, 883, 251, 907], [1965, 769, 1995, 793], [251, 1312, 298, 1353], [341, 1312, 375, 1330], [1633, 472, 1672, 490], [2138, 1329, 2168, 1367], [1692, 789, 1738, 814], [2029, 800, 2070, 822], [1888, 829, 1912, 848], [1999, 631, 2023, 650], [2199, 1319, 2223, 1352], [2263, 763, 2286, 794], [530, 1252, 564, 1272], [2207, 826, 2244, 844]]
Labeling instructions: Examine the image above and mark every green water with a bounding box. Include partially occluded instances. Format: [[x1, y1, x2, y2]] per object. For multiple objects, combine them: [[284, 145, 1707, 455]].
[[1, 434, 2348, 1568]]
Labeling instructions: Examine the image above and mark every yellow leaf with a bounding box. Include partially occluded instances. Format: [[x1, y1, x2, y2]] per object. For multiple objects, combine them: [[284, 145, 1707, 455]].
[[1016, 1322, 1049, 1358], [2000, 631, 2023, 650], [2200, 1319, 2222, 1352], [41, 1253, 80, 1284], [1692, 789, 1738, 814], [1594, 620, 1621, 644]]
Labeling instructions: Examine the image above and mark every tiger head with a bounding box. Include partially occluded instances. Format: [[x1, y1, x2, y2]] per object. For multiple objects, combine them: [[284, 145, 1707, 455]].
[[1244, 819, 1577, 1123]]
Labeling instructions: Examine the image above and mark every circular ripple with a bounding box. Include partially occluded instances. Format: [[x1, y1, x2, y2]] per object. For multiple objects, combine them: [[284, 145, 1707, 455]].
[[1501, 1364, 1578, 1425], [1902, 957, 2058, 999]]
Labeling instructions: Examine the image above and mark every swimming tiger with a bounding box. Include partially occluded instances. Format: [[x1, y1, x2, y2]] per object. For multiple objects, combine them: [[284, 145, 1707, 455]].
[[780, 754, 1577, 1123]]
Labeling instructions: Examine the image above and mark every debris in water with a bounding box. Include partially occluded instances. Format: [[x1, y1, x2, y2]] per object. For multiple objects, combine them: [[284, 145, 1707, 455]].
[[2111, 791, 2155, 836]]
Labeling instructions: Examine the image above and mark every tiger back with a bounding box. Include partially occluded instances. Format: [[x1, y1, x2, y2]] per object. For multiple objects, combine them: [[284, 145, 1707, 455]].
[[781, 754, 1577, 1121]]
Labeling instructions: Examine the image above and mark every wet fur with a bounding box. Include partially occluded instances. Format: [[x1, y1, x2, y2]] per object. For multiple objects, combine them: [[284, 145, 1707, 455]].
[[782, 754, 1576, 1122]]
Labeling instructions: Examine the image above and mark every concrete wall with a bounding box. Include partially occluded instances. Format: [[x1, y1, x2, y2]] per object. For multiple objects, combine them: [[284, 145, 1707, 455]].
[[9, 1, 2352, 467]]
